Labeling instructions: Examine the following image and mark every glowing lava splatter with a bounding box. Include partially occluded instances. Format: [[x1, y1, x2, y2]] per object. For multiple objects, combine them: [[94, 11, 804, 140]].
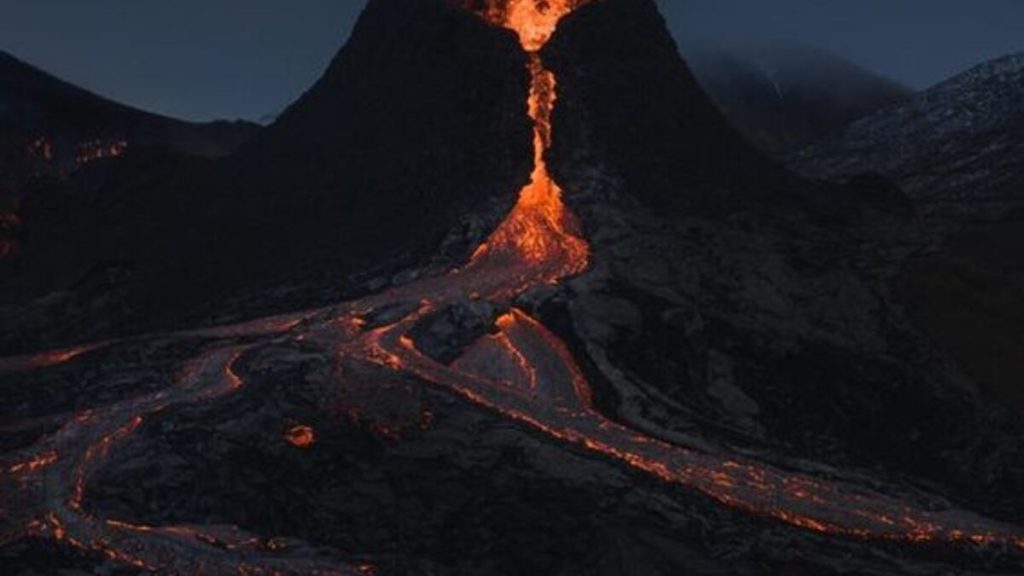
[[285, 425, 317, 448], [75, 139, 128, 167], [2, 1, 1024, 574]]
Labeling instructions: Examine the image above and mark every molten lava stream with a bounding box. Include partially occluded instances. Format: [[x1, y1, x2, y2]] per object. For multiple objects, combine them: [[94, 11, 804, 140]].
[[2, 344, 360, 575], [465, 1, 589, 293], [382, 307, 1024, 552], [451, 309, 589, 404], [0, 343, 108, 375], [451, 316, 538, 393], [4, 2, 1024, 574]]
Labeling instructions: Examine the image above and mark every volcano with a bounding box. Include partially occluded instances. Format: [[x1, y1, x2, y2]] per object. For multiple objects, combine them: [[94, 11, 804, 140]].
[[0, 0, 533, 351], [2, 1, 1023, 575]]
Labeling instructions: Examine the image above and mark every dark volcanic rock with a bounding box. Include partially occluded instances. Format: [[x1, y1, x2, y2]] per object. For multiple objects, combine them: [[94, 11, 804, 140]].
[[896, 216, 1024, 410], [74, 337, 1010, 576], [791, 52, 1024, 221], [545, 0, 792, 212], [0, 50, 258, 202], [542, 0, 1024, 522], [0, 49, 258, 266], [685, 42, 912, 155], [0, 51, 258, 160], [0, 0, 533, 353], [409, 300, 502, 364], [219, 0, 532, 288], [791, 51, 1024, 411], [3, 2, 1024, 574]]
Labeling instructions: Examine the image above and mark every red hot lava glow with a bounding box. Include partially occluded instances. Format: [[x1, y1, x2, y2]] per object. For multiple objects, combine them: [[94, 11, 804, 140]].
[[466, 0, 590, 286], [2, 2, 1023, 574], [285, 425, 317, 448]]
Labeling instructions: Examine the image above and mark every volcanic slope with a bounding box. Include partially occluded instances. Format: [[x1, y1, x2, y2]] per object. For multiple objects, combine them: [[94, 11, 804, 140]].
[[2, 1, 1023, 575]]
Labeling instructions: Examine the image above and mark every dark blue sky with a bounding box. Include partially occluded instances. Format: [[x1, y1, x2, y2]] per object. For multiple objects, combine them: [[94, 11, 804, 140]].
[[1, 0, 1022, 123]]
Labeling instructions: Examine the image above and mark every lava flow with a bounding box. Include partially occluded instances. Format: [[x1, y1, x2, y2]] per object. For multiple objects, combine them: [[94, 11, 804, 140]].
[[2, 1, 1024, 574], [465, 0, 590, 290]]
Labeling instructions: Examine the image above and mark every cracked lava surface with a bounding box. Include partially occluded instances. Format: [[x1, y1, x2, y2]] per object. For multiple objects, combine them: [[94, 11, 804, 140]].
[[2, 1, 1023, 573]]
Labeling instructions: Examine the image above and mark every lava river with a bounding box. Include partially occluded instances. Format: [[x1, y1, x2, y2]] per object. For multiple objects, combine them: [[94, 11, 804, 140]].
[[2, 1, 1023, 573]]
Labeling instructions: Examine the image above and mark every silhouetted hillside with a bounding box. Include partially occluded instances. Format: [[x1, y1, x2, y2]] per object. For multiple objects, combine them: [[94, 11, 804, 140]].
[[0, 50, 259, 209], [686, 42, 912, 155], [792, 52, 1024, 411], [0, 50, 258, 168], [792, 52, 1024, 220], [0, 50, 261, 259], [0, 0, 532, 348]]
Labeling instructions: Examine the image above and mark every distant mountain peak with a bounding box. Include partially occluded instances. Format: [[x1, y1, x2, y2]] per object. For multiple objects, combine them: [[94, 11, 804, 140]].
[[791, 50, 1024, 219], [682, 40, 913, 155]]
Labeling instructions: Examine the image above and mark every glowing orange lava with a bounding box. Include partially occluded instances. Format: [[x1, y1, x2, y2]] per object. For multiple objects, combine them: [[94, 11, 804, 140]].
[[75, 139, 128, 167], [468, 0, 589, 284], [3, 3, 1024, 573], [472, 0, 590, 51], [285, 425, 316, 448], [7, 450, 58, 475], [0, 343, 106, 375], [225, 352, 246, 390]]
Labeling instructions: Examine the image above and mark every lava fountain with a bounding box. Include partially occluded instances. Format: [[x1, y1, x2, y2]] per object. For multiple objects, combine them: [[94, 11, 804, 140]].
[[465, 0, 590, 286]]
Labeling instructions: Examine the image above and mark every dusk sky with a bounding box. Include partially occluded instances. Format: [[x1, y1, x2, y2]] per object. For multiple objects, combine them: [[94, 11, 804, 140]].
[[1, 0, 1022, 123]]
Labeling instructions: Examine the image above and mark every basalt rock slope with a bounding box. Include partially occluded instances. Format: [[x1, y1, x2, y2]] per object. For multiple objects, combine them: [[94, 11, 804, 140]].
[[791, 51, 1024, 410], [2, 1, 1023, 575], [791, 52, 1024, 221], [0, 50, 259, 266], [547, 0, 792, 209], [547, 0, 1024, 536], [228, 0, 532, 271], [0, 0, 532, 352], [0, 50, 259, 198], [686, 42, 913, 155]]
